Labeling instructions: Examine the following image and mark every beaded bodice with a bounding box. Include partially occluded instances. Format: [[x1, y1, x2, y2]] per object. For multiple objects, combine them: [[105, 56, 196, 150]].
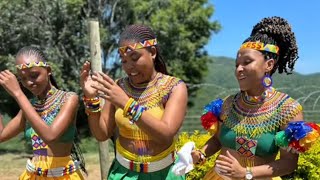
[[115, 73, 183, 140], [25, 87, 76, 154], [219, 88, 302, 158]]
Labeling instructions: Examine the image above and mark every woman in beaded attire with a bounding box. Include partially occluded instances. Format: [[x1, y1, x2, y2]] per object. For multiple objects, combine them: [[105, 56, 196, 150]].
[[184, 17, 320, 180], [0, 46, 86, 179], [80, 24, 188, 179]]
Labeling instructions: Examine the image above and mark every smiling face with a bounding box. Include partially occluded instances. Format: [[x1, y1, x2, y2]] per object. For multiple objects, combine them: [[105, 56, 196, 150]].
[[16, 55, 51, 97], [119, 40, 157, 85], [235, 48, 275, 95]]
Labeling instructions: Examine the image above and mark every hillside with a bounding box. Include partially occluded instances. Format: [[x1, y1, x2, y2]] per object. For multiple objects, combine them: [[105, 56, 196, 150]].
[[182, 56, 320, 132]]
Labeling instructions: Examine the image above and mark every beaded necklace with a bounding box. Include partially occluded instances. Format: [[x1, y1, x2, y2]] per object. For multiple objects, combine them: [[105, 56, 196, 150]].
[[119, 72, 181, 109], [222, 87, 301, 166], [29, 86, 67, 155], [32, 86, 66, 124], [223, 87, 302, 138], [243, 87, 275, 104]]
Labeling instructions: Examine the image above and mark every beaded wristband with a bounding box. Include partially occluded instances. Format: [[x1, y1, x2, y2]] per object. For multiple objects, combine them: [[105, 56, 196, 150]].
[[123, 98, 146, 124], [83, 96, 101, 115], [123, 98, 135, 117]]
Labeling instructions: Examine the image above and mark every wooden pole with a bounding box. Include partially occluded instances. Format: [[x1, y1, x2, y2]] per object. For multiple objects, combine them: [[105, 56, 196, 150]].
[[89, 20, 110, 180]]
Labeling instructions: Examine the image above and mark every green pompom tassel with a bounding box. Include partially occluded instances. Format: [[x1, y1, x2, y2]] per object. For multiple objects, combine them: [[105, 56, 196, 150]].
[[275, 130, 290, 147]]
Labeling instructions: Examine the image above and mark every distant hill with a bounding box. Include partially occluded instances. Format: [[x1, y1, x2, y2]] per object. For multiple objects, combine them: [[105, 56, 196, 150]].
[[182, 56, 320, 132]]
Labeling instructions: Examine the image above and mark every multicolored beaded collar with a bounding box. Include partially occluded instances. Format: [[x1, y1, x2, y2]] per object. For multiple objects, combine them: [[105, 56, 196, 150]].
[[30, 86, 65, 156], [242, 87, 276, 104], [240, 41, 279, 55], [118, 38, 157, 55], [225, 88, 302, 138], [16, 61, 49, 70]]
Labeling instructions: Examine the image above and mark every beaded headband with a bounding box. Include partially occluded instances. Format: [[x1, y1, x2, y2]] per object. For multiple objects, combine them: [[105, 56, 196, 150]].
[[16, 61, 49, 70], [118, 38, 157, 54], [240, 41, 279, 55]]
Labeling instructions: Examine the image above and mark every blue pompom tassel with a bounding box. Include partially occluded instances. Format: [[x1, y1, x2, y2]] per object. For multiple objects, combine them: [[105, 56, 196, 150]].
[[203, 98, 223, 117], [285, 121, 313, 141]]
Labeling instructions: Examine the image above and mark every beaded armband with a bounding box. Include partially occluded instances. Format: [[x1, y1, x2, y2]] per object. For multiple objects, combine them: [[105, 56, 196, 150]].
[[275, 121, 320, 153], [200, 98, 223, 135], [83, 96, 101, 115], [123, 98, 146, 124]]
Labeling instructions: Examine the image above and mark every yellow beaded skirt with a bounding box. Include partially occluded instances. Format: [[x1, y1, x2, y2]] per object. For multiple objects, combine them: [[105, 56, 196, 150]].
[[19, 156, 84, 180]]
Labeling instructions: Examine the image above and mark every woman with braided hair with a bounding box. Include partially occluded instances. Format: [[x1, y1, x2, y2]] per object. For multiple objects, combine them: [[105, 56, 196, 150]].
[[175, 16, 320, 180], [0, 46, 86, 179], [80, 24, 187, 179]]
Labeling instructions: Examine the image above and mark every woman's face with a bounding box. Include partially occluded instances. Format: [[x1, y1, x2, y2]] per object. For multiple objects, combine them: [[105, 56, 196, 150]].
[[119, 40, 157, 85], [235, 48, 273, 94], [16, 55, 51, 97]]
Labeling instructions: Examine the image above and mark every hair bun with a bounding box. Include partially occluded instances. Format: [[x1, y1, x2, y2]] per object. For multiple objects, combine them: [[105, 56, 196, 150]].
[[251, 16, 292, 36], [249, 16, 298, 74]]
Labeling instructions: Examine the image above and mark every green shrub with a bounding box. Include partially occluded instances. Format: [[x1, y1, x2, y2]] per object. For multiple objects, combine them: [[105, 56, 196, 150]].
[[288, 138, 320, 180]]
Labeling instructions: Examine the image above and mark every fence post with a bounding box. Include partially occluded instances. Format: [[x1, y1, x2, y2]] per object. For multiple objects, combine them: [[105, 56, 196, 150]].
[[89, 19, 110, 180]]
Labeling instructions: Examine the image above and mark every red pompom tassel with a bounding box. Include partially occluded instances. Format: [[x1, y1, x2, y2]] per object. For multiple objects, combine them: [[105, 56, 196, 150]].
[[289, 140, 306, 153], [307, 122, 320, 132], [201, 112, 218, 130]]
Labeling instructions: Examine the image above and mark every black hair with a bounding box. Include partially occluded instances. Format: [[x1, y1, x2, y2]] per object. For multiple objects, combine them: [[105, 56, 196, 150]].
[[243, 16, 299, 75], [16, 46, 87, 175], [16, 46, 59, 88], [119, 24, 168, 75]]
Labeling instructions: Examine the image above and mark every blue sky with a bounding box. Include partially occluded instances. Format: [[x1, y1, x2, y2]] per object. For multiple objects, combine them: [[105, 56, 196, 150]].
[[206, 0, 320, 75]]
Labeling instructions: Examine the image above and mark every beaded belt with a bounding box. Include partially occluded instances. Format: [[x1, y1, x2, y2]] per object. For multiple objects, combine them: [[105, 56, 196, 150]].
[[26, 159, 80, 177], [116, 151, 175, 173]]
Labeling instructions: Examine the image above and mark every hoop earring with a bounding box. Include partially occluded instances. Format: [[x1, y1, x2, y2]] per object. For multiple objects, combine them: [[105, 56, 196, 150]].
[[262, 73, 273, 88]]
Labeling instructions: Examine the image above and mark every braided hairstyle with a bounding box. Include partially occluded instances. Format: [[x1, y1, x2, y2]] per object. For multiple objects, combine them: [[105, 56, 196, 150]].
[[119, 24, 168, 75], [16, 46, 87, 175], [16, 46, 59, 88], [243, 16, 299, 75]]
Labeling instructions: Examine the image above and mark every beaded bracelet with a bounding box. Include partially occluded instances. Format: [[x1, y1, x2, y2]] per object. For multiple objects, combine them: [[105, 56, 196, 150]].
[[123, 98, 146, 124], [83, 96, 101, 115], [123, 98, 134, 117]]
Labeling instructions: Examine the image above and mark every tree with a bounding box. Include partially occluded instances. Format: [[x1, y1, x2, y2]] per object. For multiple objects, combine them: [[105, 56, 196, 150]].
[[0, 0, 89, 116], [0, 0, 220, 119], [133, 0, 220, 86]]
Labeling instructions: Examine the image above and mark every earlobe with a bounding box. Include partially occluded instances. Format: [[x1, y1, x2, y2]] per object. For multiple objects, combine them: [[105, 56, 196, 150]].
[[47, 66, 52, 76], [150, 46, 157, 59], [266, 59, 275, 72]]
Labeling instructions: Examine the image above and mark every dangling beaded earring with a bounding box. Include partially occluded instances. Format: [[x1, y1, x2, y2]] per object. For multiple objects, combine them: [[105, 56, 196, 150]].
[[262, 73, 273, 88]]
